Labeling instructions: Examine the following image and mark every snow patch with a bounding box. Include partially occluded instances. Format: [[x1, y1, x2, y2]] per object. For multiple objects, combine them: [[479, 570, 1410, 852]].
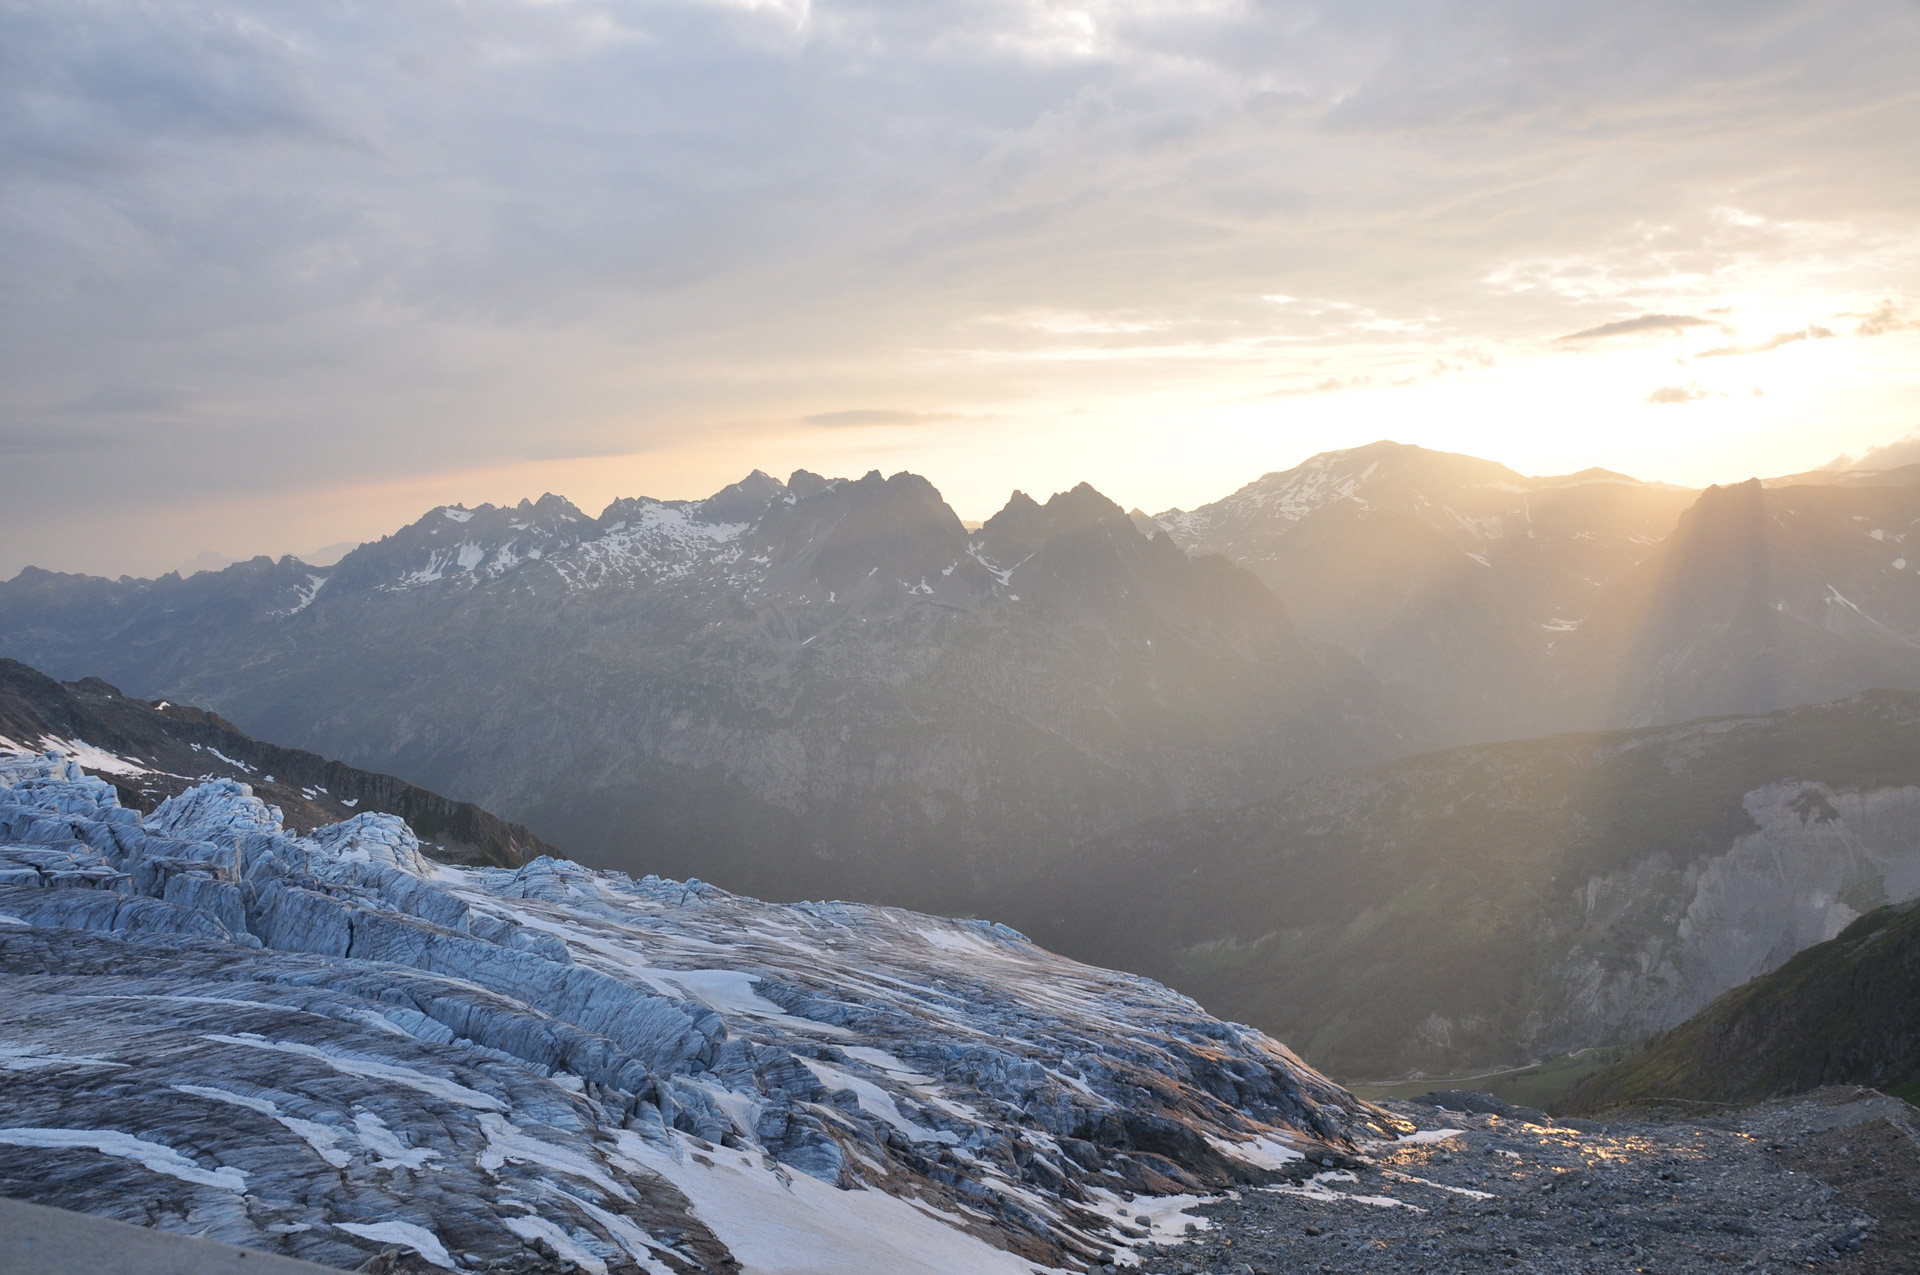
[[503, 1215, 608, 1274], [1204, 1131, 1303, 1170], [0, 1127, 247, 1191], [203, 1034, 507, 1111], [0, 735, 149, 777], [336, 1220, 456, 1269], [611, 1132, 1056, 1275], [171, 1084, 354, 1169]]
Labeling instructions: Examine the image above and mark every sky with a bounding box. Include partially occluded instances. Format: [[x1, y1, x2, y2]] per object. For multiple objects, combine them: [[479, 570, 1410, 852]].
[[3, 0, 1919, 579]]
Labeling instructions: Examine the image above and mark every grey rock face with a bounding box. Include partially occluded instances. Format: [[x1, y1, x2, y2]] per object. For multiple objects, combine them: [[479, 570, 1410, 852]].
[[0, 753, 1382, 1272]]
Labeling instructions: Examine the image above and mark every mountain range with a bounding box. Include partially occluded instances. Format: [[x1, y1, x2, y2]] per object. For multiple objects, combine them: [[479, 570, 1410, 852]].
[[0, 470, 1396, 912], [6, 442, 1920, 1083], [1151, 441, 1699, 741], [1151, 441, 1920, 742]]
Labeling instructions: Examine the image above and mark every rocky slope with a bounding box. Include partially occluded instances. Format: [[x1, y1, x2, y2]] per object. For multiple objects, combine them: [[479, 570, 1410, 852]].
[[1012, 691, 1920, 1082], [0, 658, 551, 868], [1151, 441, 1698, 743], [1127, 1087, 1920, 1275], [1567, 899, 1920, 1112], [0, 471, 1398, 911], [0, 750, 1395, 1273]]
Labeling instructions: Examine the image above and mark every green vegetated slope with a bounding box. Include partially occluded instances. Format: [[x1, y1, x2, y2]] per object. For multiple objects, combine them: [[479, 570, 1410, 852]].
[[1565, 899, 1920, 1112], [1014, 691, 1920, 1083]]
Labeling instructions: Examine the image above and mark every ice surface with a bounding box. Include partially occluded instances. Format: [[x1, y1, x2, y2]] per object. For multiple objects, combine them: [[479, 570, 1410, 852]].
[[0, 754, 1383, 1271]]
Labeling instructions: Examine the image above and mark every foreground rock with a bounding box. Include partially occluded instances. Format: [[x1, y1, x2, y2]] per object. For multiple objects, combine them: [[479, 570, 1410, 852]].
[[1128, 1088, 1920, 1275], [0, 753, 1383, 1273]]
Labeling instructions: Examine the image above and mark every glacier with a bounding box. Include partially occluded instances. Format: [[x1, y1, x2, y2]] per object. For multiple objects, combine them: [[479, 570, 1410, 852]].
[[0, 752, 1387, 1273]]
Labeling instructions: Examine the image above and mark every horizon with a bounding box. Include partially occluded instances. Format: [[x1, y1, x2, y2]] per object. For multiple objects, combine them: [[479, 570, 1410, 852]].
[[6, 430, 1911, 581], [0, 433, 1873, 583]]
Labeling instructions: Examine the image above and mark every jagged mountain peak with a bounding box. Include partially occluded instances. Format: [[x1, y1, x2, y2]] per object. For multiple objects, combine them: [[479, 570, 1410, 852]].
[[787, 468, 831, 499], [322, 492, 602, 597], [755, 468, 973, 597], [977, 481, 1133, 561], [699, 469, 789, 524]]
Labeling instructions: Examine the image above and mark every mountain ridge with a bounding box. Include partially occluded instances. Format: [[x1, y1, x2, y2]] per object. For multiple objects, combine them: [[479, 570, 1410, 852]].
[[0, 469, 1401, 913]]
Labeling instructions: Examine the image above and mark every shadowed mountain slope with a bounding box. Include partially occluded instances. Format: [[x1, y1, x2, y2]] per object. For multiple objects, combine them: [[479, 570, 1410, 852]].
[[1011, 691, 1920, 1082], [0, 659, 552, 867], [1562, 477, 1920, 728], [1152, 441, 1697, 743]]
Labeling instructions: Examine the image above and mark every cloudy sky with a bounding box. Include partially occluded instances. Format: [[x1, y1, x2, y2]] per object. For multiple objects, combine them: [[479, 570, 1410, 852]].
[[4, 0, 1919, 577]]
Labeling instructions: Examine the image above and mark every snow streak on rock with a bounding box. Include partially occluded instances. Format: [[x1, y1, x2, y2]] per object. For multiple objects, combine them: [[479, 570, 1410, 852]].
[[0, 753, 1382, 1273]]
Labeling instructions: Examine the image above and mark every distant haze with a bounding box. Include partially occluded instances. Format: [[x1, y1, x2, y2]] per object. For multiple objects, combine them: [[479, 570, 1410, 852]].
[[3, 1, 1918, 579]]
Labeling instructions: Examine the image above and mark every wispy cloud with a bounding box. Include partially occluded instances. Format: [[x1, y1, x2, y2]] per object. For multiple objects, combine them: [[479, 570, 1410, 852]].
[[1557, 314, 1719, 343], [802, 409, 961, 428], [1697, 326, 1836, 358], [1855, 301, 1915, 337], [1646, 384, 1711, 405]]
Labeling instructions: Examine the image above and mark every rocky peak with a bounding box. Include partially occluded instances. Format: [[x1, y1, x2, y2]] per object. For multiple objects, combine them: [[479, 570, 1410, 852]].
[[697, 469, 789, 524], [755, 469, 973, 597], [786, 468, 831, 499], [976, 483, 1133, 564]]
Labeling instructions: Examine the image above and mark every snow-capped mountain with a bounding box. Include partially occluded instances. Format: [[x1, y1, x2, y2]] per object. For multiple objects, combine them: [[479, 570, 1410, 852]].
[[1152, 441, 1698, 741], [0, 752, 1393, 1273], [325, 493, 604, 596], [0, 471, 1400, 912]]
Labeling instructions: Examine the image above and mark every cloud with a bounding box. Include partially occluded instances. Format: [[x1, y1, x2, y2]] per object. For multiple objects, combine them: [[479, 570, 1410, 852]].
[[801, 409, 961, 428], [3, 0, 1920, 574], [0, 427, 107, 455], [1855, 301, 1916, 337], [1556, 314, 1718, 343], [1697, 325, 1837, 357], [1828, 430, 1920, 471], [1646, 384, 1711, 404]]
